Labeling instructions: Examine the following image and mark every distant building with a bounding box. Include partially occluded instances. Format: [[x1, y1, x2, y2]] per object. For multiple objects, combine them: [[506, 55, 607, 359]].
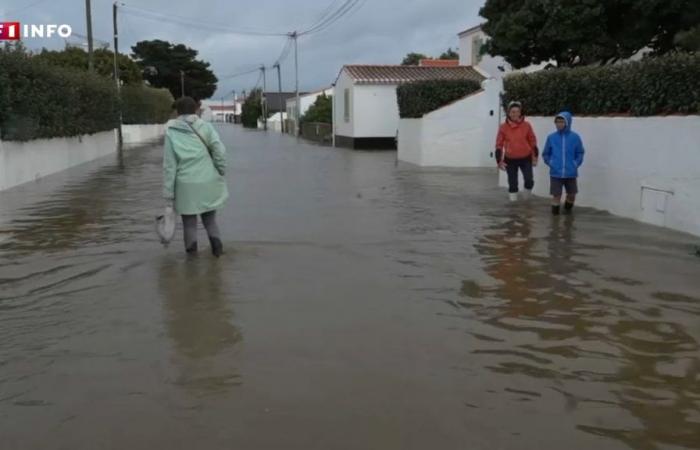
[[203, 99, 241, 123], [264, 92, 297, 115], [285, 87, 333, 135], [333, 65, 485, 150]]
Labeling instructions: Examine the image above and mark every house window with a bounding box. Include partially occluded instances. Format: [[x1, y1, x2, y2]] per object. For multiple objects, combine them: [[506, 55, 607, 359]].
[[344, 88, 350, 123], [472, 36, 484, 66]]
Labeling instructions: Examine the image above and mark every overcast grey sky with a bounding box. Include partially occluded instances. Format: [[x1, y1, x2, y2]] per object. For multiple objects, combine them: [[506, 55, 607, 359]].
[[1, 0, 484, 99]]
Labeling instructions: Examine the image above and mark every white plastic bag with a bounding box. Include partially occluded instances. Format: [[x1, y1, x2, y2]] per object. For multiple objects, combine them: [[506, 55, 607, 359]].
[[155, 206, 177, 245]]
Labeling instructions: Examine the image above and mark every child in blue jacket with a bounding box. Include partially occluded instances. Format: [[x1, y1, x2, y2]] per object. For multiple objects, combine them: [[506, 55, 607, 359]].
[[542, 111, 585, 215]]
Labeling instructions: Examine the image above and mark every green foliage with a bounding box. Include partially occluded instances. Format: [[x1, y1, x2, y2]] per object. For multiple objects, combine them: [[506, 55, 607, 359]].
[[401, 52, 428, 66], [34, 47, 143, 85], [0, 43, 119, 141], [241, 89, 262, 128], [121, 86, 174, 125], [397, 79, 483, 118], [480, 0, 700, 68], [301, 94, 332, 124], [439, 48, 459, 60], [675, 25, 700, 51], [131, 40, 218, 100], [502, 53, 700, 116]]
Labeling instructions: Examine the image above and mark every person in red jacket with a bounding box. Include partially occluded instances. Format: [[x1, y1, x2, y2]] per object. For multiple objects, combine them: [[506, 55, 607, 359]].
[[495, 101, 539, 202]]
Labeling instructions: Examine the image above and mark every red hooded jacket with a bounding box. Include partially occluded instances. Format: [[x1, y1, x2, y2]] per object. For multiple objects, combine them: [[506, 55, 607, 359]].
[[495, 118, 538, 161]]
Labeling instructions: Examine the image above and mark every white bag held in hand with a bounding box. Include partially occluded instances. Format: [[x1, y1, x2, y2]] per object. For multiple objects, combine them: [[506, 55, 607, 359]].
[[155, 206, 177, 245]]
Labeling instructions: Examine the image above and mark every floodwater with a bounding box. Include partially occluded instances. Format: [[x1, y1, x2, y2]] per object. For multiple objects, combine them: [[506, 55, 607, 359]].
[[1, 126, 699, 450]]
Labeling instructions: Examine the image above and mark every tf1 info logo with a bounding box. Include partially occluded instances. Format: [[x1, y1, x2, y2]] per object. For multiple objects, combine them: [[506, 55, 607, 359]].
[[0, 22, 73, 40]]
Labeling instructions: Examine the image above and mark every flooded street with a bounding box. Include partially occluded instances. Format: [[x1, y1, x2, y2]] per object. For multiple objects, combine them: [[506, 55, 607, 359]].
[[1, 125, 699, 450]]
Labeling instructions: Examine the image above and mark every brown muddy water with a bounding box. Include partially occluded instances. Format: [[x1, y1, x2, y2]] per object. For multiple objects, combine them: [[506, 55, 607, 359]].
[[1, 126, 699, 450]]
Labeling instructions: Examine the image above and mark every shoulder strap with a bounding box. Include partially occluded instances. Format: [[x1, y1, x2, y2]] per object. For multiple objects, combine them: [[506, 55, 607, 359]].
[[185, 121, 213, 159], [184, 120, 224, 176]]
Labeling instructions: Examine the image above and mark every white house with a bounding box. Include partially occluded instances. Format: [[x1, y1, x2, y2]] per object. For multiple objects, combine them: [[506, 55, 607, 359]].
[[458, 24, 551, 79], [333, 65, 485, 150], [286, 87, 334, 135], [202, 99, 241, 123]]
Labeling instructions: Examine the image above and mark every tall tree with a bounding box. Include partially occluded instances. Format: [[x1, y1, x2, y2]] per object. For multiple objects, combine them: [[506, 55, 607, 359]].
[[35, 47, 142, 84], [439, 48, 459, 60], [401, 52, 428, 66], [480, 0, 700, 68], [131, 40, 217, 100], [241, 89, 262, 128]]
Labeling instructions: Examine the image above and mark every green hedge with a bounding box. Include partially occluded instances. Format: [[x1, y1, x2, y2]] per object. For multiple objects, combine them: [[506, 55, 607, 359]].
[[503, 53, 700, 116], [121, 85, 173, 125], [397, 79, 483, 118], [0, 46, 120, 141]]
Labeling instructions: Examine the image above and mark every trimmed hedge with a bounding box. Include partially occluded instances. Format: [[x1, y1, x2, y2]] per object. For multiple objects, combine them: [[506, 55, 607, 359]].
[[0, 46, 120, 141], [121, 85, 174, 125], [397, 79, 483, 118], [503, 53, 700, 116]]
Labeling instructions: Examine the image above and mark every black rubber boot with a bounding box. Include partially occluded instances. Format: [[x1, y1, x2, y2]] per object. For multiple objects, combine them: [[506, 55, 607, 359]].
[[564, 201, 575, 215], [552, 205, 561, 216], [186, 242, 198, 255], [210, 237, 224, 258]]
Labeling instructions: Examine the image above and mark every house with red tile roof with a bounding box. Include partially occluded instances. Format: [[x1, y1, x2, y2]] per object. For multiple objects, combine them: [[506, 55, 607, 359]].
[[332, 65, 485, 150]]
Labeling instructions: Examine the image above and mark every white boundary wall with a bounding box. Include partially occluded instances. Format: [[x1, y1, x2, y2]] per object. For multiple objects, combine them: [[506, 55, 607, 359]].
[[1, 124, 165, 191], [122, 124, 165, 147], [398, 79, 502, 168], [498, 116, 700, 236]]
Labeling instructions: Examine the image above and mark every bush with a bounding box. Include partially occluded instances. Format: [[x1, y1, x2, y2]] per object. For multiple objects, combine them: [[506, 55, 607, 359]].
[[0, 44, 119, 141], [241, 90, 262, 128], [301, 94, 332, 124], [503, 53, 700, 116], [121, 85, 173, 125], [397, 79, 483, 118]]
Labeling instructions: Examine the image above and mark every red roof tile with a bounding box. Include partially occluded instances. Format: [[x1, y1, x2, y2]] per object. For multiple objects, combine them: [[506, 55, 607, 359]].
[[342, 65, 484, 85], [419, 59, 460, 67]]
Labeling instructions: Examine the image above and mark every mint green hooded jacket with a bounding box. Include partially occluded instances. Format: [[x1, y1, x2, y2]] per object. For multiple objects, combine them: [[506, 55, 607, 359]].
[[163, 115, 228, 215]]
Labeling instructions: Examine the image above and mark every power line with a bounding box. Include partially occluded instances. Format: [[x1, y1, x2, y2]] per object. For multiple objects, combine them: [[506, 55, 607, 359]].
[[300, 0, 364, 36], [121, 4, 288, 37], [5, 0, 56, 15], [300, 0, 355, 35], [304, 0, 344, 31], [220, 67, 261, 80], [272, 36, 293, 67]]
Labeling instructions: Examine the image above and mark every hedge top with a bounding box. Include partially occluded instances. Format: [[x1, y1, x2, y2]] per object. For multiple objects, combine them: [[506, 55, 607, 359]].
[[503, 53, 700, 117]]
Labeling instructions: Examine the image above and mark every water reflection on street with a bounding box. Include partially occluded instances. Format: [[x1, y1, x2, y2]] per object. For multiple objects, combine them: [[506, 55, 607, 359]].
[[0, 126, 698, 449]]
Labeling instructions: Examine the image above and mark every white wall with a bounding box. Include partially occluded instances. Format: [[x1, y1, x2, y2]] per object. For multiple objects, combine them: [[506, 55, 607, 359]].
[[353, 84, 400, 138], [498, 116, 700, 236], [0, 130, 116, 191], [122, 124, 165, 147], [334, 70, 354, 138], [397, 119, 423, 165], [398, 79, 502, 168]]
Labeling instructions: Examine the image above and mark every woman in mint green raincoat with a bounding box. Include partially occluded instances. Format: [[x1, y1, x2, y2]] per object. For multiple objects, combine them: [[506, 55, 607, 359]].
[[164, 97, 228, 256]]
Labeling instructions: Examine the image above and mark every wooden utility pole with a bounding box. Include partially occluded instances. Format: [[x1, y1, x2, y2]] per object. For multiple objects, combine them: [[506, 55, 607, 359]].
[[274, 63, 284, 133], [112, 1, 122, 149], [85, 0, 94, 72]]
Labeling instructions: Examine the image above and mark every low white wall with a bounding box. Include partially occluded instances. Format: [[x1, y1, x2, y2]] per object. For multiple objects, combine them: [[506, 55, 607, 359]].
[[122, 124, 165, 147], [1, 124, 165, 191], [398, 79, 501, 168], [498, 116, 700, 236], [0, 130, 116, 191], [398, 119, 423, 165]]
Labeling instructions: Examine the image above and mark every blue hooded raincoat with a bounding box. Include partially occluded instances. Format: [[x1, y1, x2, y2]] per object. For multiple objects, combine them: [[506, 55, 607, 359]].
[[542, 111, 585, 179]]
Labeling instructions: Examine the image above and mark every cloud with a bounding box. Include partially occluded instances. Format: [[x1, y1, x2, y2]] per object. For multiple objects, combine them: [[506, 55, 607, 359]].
[[2, 0, 483, 98]]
